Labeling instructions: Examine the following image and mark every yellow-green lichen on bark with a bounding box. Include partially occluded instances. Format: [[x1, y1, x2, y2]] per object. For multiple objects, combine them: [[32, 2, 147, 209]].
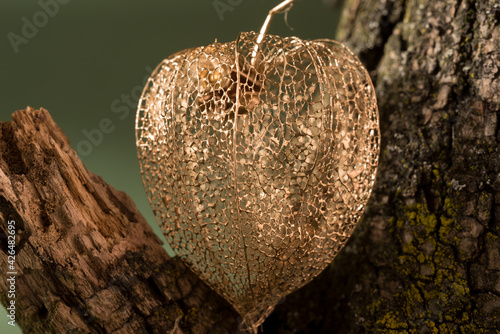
[[365, 200, 485, 332]]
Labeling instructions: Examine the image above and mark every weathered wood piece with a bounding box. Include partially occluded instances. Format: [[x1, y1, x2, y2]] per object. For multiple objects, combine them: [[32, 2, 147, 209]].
[[0, 108, 238, 333]]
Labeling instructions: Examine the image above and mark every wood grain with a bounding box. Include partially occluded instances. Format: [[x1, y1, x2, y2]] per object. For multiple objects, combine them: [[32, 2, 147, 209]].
[[0, 108, 238, 333]]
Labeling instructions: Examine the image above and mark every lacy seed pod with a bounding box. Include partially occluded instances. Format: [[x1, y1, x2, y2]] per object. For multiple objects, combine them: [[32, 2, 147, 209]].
[[136, 1, 380, 332]]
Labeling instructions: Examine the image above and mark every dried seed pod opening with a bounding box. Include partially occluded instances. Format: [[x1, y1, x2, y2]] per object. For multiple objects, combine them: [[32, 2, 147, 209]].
[[136, 31, 379, 332]]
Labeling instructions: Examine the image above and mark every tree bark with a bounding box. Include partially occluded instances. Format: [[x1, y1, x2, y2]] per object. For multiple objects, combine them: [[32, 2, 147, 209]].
[[264, 0, 500, 333], [1, 0, 499, 333], [0, 108, 238, 333]]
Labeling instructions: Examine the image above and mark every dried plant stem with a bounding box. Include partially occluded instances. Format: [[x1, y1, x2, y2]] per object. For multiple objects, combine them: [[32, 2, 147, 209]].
[[251, 0, 296, 65]]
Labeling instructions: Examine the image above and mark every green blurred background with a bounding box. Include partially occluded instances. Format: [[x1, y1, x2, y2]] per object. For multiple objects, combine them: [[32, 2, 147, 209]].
[[0, 0, 341, 332]]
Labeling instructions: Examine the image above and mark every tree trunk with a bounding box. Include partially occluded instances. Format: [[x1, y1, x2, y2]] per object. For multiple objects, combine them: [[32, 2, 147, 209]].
[[1, 0, 499, 333], [264, 0, 500, 333], [0, 108, 238, 333]]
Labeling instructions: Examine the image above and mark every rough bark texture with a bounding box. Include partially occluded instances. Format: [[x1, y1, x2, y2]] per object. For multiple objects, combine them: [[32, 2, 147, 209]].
[[1, 0, 499, 333], [0, 108, 238, 333], [264, 0, 500, 333]]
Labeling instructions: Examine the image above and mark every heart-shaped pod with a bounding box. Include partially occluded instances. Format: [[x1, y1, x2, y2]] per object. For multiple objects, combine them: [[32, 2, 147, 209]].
[[136, 31, 379, 331]]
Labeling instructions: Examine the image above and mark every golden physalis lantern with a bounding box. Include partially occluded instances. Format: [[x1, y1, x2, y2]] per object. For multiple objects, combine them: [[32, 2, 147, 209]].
[[136, 0, 380, 332]]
